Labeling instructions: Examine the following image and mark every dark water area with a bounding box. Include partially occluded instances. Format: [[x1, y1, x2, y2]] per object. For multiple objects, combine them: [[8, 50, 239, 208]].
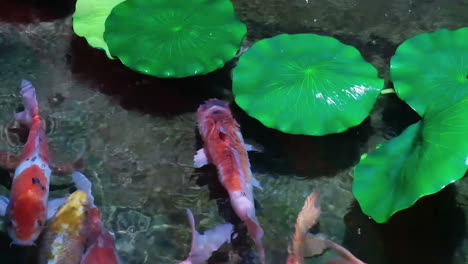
[[70, 35, 232, 117], [0, 0, 467, 263], [0, 0, 75, 24]]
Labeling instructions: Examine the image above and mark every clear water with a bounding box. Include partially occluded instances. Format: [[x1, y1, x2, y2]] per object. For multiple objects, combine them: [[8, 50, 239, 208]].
[[0, 0, 467, 263]]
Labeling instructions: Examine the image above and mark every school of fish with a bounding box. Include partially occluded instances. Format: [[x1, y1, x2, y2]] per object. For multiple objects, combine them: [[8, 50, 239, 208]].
[[0, 81, 119, 263], [0, 81, 366, 264]]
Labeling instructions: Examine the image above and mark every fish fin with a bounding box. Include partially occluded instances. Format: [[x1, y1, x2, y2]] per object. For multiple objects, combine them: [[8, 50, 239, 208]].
[[0, 152, 20, 171], [326, 258, 357, 264], [324, 239, 366, 264], [244, 142, 264, 152], [47, 197, 67, 219], [193, 148, 209, 168], [71, 171, 95, 205], [0, 195, 9, 216], [296, 192, 320, 235], [250, 174, 263, 190], [15, 80, 39, 127], [14, 111, 31, 127], [50, 154, 85, 177], [303, 233, 328, 257], [184, 208, 233, 264]]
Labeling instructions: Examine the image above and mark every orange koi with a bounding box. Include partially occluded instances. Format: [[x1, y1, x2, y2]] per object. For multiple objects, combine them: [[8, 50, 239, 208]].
[[194, 99, 265, 264], [180, 208, 233, 264], [0, 80, 67, 245], [72, 171, 120, 264], [287, 192, 366, 264], [38, 190, 91, 264]]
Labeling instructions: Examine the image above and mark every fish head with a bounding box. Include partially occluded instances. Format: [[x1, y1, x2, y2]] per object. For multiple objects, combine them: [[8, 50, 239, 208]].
[[6, 190, 46, 245], [51, 190, 90, 230], [197, 99, 237, 139], [58, 190, 90, 218]]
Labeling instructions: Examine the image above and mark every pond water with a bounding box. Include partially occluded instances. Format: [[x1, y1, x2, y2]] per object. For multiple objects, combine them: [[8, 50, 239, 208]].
[[0, 0, 467, 263]]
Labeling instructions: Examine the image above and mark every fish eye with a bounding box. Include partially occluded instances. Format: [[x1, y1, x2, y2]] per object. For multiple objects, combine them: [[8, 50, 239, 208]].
[[6, 219, 17, 228], [34, 220, 43, 228], [212, 110, 221, 115]]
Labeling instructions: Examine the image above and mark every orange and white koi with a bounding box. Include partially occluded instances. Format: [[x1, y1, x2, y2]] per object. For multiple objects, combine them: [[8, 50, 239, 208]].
[[286, 192, 366, 264], [180, 208, 233, 264], [0, 80, 67, 245], [194, 99, 265, 264], [72, 171, 120, 264], [38, 190, 91, 264]]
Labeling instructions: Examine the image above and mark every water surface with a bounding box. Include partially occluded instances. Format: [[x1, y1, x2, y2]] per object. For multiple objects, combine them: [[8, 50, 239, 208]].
[[0, 0, 467, 263]]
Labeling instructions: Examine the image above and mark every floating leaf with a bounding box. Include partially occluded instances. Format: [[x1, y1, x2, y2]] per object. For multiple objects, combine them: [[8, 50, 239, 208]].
[[353, 97, 468, 223], [233, 34, 382, 136], [391, 27, 468, 115], [103, 0, 247, 78], [72, 0, 125, 59]]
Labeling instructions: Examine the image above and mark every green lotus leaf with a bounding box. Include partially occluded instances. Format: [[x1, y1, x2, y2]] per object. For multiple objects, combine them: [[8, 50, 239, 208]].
[[391, 27, 468, 116], [103, 0, 247, 78], [232, 34, 383, 136], [353, 97, 468, 223], [72, 0, 125, 59]]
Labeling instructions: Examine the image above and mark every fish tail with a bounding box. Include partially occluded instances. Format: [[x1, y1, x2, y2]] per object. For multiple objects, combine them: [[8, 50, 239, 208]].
[[71, 171, 95, 205], [183, 209, 233, 264], [326, 258, 366, 264], [15, 80, 39, 127], [245, 216, 265, 264], [324, 239, 366, 264], [326, 259, 353, 264], [230, 192, 265, 263]]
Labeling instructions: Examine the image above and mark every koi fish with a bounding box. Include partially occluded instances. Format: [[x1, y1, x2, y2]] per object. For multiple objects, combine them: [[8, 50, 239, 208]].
[[180, 208, 233, 264], [0, 80, 68, 245], [287, 192, 322, 264], [38, 190, 91, 264], [72, 171, 120, 264], [286, 192, 366, 264], [194, 99, 265, 264]]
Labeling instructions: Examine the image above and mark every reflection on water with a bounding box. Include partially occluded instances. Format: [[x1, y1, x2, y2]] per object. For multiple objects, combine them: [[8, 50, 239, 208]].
[[0, 0, 467, 263]]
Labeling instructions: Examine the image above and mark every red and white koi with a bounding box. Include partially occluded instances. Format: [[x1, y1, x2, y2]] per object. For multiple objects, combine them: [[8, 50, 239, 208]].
[[72, 171, 120, 264], [180, 208, 233, 264], [194, 99, 265, 264], [0, 80, 66, 246]]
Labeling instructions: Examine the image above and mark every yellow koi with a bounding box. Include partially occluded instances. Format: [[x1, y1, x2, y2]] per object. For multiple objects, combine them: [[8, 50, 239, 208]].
[[38, 190, 91, 264]]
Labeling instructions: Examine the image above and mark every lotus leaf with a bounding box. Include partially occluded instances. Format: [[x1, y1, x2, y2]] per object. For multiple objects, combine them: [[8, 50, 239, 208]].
[[391, 27, 468, 115], [353, 97, 468, 223], [72, 0, 125, 59], [104, 0, 247, 78], [233, 33, 383, 136]]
